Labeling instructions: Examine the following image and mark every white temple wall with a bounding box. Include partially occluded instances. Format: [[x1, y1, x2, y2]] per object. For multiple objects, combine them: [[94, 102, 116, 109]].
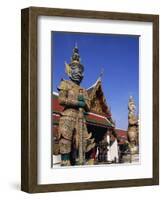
[[109, 139, 119, 163]]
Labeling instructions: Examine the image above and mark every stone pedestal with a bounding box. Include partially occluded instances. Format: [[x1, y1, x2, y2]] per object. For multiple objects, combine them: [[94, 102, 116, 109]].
[[121, 153, 139, 163]]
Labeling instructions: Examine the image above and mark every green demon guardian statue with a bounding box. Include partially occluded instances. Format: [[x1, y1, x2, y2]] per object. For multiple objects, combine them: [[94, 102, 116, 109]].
[[57, 44, 95, 166]]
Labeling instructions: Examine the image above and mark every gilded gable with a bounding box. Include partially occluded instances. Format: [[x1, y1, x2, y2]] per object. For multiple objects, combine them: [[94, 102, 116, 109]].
[[87, 79, 110, 117]]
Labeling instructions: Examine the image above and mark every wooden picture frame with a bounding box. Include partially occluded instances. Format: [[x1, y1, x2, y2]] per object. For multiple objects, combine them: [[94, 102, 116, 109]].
[[21, 7, 159, 193]]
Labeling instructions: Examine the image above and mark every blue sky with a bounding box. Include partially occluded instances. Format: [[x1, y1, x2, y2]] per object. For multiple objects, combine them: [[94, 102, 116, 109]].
[[52, 31, 139, 130]]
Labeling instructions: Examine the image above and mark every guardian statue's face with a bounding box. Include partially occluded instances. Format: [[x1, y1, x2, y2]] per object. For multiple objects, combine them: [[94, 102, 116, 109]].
[[66, 45, 84, 85], [70, 63, 84, 85]]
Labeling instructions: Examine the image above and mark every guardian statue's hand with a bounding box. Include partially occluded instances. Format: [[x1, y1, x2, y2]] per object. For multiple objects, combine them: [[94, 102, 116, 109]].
[[77, 94, 86, 108]]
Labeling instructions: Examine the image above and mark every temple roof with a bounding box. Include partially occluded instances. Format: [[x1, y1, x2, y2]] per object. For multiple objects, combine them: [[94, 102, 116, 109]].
[[52, 112, 114, 128], [116, 129, 128, 144], [52, 77, 115, 128], [87, 78, 112, 119], [52, 92, 114, 128]]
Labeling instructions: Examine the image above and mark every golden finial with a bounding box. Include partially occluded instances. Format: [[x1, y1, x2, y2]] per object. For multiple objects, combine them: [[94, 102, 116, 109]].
[[98, 68, 104, 81]]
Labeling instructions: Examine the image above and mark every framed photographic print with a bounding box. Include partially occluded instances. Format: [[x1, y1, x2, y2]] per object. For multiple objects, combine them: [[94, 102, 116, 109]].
[[21, 7, 159, 193]]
